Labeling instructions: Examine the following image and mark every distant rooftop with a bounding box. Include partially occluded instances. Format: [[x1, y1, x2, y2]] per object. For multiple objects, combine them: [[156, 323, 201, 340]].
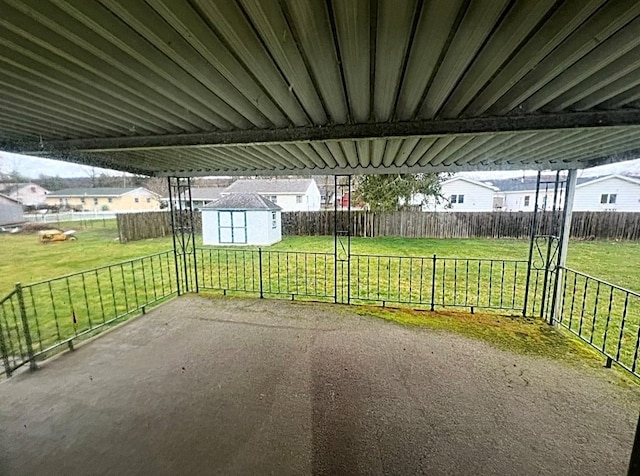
[[180, 187, 226, 201], [224, 179, 314, 194], [48, 187, 142, 197], [485, 175, 640, 193], [202, 193, 281, 211]]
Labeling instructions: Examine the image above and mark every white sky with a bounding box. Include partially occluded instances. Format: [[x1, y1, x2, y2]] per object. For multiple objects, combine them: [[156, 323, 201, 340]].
[[2, 150, 640, 179]]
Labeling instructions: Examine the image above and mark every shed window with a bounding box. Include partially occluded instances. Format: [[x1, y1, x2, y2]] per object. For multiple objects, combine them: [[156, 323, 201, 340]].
[[524, 196, 530, 207], [271, 212, 277, 229], [296, 195, 303, 204]]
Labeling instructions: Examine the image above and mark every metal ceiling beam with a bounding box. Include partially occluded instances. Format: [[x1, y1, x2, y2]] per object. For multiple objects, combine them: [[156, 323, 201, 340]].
[[6, 109, 640, 154]]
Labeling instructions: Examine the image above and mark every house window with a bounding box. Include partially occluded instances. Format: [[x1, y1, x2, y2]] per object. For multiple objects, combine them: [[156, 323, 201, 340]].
[[108, 198, 113, 203], [458, 195, 464, 204], [450, 194, 464, 204], [80, 198, 85, 204], [134, 198, 139, 203], [271, 212, 277, 229], [296, 195, 303, 204], [146, 198, 151, 203], [93, 198, 98, 205], [524, 196, 530, 207], [601, 194, 617, 204]]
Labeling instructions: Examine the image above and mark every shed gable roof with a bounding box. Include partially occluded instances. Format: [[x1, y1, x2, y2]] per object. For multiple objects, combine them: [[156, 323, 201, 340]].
[[202, 193, 281, 211]]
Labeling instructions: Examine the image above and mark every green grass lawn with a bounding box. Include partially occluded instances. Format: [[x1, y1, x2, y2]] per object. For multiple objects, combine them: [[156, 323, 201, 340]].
[[1, 220, 639, 377]]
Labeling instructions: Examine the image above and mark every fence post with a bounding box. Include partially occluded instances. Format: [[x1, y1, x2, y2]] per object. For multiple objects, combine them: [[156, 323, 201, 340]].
[[258, 248, 264, 299], [15, 283, 37, 371], [0, 302, 12, 377], [430, 254, 437, 311]]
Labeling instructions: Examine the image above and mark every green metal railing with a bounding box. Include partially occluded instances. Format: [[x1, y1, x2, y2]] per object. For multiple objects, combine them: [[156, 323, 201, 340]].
[[0, 250, 177, 378]]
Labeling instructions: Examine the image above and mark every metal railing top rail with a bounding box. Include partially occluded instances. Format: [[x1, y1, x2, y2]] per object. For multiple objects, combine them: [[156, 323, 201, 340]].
[[0, 289, 16, 307], [352, 253, 528, 263], [560, 266, 640, 299], [21, 250, 175, 288]]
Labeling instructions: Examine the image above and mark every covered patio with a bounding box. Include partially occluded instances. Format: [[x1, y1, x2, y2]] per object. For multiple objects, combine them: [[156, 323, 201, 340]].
[[3, 0, 640, 473], [1, 296, 637, 475]]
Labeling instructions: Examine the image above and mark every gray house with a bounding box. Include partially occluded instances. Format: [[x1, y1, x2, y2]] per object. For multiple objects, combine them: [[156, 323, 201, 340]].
[[201, 193, 282, 246], [0, 194, 24, 226], [179, 187, 226, 210]]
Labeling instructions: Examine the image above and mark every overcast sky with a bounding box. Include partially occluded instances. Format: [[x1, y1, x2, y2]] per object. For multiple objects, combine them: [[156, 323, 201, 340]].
[[2, 150, 640, 180]]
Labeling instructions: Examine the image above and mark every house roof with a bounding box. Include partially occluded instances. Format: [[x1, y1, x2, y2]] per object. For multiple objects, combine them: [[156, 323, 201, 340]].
[[0, 182, 46, 194], [2, 2, 640, 177], [48, 187, 150, 197], [224, 179, 314, 194], [0, 193, 21, 204], [441, 177, 498, 191], [202, 193, 281, 211], [180, 187, 226, 201], [491, 174, 640, 192], [574, 174, 640, 188]]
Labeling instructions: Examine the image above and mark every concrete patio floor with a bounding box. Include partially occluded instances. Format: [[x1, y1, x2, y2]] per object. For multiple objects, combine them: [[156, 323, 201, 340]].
[[0, 296, 638, 475]]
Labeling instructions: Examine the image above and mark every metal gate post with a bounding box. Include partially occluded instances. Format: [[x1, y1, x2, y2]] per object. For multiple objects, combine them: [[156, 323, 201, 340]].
[[334, 175, 352, 304], [551, 169, 577, 324], [523, 172, 542, 316], [168, 177, 199, 294], [15, 283, 37, 371]]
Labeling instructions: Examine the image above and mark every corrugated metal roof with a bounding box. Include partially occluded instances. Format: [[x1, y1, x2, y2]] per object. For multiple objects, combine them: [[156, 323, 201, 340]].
[[224, 179, 313, 194], [202, 193, 281, 211], [2, 1, 640, 175]]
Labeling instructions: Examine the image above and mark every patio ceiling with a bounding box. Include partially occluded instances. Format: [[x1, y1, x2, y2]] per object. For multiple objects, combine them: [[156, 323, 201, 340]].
[[2, 0, 640, 176]]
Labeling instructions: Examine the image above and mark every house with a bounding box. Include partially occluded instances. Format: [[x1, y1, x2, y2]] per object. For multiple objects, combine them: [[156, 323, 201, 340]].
[[0, 183, 49, 207], [492, 174, 640, 212], [45, 187, 161, 212], [201, 193, 282, 246], [573, 175, 640, 212], [416, 177, 498, 212], [0, 194, 24, 226], [490, 176, 565, 212], [179, 187, 226, 210], [222, 178, 321, 211]]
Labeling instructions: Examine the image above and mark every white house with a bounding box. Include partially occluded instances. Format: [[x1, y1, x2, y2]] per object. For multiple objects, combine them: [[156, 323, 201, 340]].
[[491, 176, 564, 212], [492, 175, 640, 212], [222, 178, 321, 211], [0, 183, 49, 207], [415, 177, 498, 212], [179, 187, 226, 210], [201, 193, 282, 246], [573, 175, 640, 212]]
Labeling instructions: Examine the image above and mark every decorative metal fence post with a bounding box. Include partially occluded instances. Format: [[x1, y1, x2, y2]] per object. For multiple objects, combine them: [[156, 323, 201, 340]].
[[430, 254, 437, 311], [15, 283, 37, 371], [0, 307, 12, 377], [258, 248, 264, 299]]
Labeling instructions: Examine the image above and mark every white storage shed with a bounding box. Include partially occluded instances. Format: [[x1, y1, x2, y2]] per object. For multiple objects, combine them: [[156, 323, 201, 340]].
[[201, 193, 282, 246]]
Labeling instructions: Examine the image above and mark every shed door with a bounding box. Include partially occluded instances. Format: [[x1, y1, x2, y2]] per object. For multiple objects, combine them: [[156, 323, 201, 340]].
[[218, 211, 247, 244]]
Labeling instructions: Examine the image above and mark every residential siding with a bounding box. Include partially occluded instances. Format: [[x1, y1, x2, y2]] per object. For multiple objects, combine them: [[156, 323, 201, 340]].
[[574, 177, 640, 212], [0, 195, 24, 226], [420, 180, 496, 212], [45, 190, 161, 211]]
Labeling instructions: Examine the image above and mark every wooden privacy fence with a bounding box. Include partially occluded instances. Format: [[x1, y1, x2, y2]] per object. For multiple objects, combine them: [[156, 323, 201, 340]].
[[282, 211, 640, 240], [117, 211, 202, 243], [117, 210, 640, 242]]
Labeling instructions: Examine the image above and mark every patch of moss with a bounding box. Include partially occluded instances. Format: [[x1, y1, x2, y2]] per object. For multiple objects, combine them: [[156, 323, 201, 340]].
[[354, 305, 639, 386]]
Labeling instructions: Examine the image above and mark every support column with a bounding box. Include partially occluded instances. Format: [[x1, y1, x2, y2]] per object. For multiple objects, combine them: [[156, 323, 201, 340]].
[[551, 169, 577, 324]]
